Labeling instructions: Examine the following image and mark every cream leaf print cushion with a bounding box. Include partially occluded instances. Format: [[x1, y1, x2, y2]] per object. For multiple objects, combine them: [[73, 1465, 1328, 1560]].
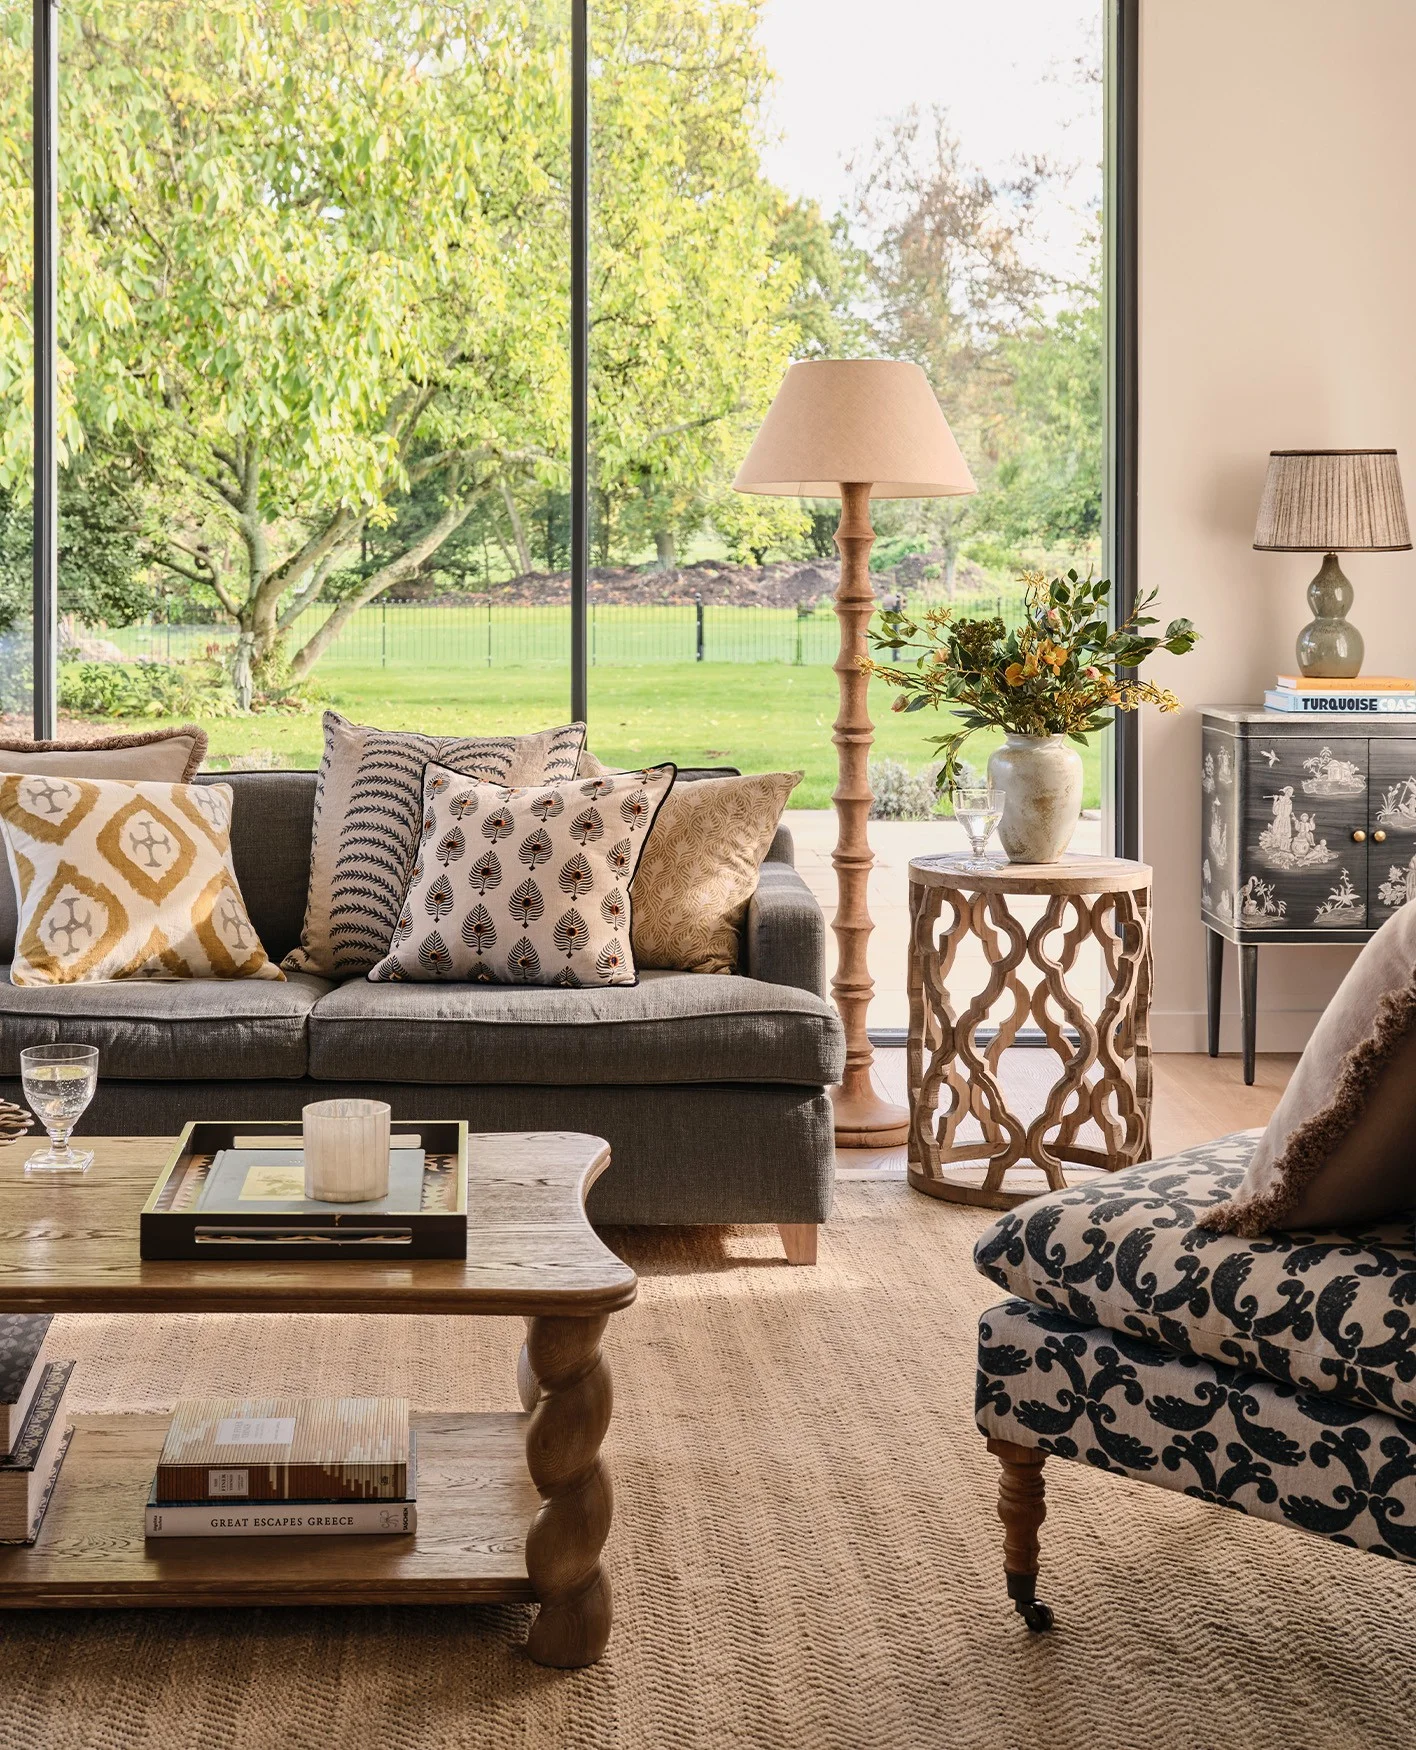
[[0, 773, 282, 984], [369, 762, 676, 986]]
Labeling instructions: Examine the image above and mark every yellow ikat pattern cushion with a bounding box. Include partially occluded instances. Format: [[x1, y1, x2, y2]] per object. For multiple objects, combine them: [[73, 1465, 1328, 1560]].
[[0, 773, 283, 985]]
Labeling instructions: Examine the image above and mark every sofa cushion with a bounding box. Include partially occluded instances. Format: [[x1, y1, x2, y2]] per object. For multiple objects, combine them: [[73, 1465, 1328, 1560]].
[[307, 968, 844, 1086], [285, 712, 587, 980], [0, 967, 332, 1080], [973, 1134, 1416, 1425]]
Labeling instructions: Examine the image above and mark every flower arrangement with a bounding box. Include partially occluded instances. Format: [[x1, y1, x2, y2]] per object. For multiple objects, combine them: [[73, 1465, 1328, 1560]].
[[863, 569, 1198, 793]]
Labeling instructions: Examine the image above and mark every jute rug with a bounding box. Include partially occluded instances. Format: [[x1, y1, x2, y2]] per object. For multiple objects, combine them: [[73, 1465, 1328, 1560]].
[[3, 1184, 1412, 1750]]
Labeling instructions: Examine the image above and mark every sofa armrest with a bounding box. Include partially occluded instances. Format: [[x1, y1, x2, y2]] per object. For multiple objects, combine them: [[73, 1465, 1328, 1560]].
[[765, 822, 795, 866], [744, 861, 826, 998]]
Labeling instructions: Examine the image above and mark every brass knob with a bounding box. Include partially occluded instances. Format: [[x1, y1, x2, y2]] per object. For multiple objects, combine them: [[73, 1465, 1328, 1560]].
[[1374, 829, 1388, 843], [1353, 829, 1367, 843]]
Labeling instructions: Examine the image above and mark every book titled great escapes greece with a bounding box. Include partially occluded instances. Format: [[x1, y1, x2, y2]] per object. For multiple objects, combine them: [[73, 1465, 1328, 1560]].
[[155, 1396, 410, 1504]]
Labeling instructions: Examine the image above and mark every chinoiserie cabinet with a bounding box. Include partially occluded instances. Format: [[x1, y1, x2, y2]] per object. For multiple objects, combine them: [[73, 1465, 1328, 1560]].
[[1202, 707, 1416, 1084]]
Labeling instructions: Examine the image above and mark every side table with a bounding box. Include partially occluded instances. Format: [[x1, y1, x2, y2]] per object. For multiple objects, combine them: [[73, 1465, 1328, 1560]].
[[906, 853, 1153, 1209]]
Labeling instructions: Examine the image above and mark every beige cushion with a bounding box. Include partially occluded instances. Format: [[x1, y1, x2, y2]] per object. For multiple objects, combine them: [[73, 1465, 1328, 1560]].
[[0, 727, 208, 955], [631, 771, 802, 975], [0, 773, 281, 984], [0, 726, 207, 783], [368, 762, 676, 987], [284, 712, 586, 979], [1203, 899, 1416, 1235]]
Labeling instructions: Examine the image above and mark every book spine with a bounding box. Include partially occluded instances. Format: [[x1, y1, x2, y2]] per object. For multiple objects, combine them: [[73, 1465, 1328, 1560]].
[[153, 1460, 408, 1504], [1265, 691, 1416, 713], [1276, 676, 1414, 691], [145, 1498, 416, 1537]]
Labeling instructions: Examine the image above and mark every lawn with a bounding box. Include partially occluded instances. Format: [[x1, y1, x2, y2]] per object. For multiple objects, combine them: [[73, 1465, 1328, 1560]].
[[178, 660, 1104, 810]]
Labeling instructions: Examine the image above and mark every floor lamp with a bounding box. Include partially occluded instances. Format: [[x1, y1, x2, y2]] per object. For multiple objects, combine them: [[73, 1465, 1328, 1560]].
[[733, 360, 976, 1147]]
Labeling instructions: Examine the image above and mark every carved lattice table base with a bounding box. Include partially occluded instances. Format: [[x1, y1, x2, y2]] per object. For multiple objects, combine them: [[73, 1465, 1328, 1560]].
[[907, 853, 1153, 1210]]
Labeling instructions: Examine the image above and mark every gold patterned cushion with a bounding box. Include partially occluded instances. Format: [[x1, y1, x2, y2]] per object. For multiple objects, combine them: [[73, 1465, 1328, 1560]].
[[631, 771, 802, 974], [0, 773, 282, 984]]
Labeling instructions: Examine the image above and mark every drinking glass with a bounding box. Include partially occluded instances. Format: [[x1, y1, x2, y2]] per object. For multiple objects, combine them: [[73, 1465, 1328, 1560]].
[[20, 1044, 99, 1173], [950, 786, 1005, 871]]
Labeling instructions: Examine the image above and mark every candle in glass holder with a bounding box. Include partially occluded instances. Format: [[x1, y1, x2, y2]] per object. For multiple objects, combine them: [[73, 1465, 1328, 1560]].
[[302, 1098, 391, 1202]]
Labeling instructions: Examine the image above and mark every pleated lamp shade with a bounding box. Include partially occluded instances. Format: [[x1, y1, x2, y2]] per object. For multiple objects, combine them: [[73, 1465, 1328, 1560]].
[[1253, 449, 1412, 552], [733, 359, 976, 499]]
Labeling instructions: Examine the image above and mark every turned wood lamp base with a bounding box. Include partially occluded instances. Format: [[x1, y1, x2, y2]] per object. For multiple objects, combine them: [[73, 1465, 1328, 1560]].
[[828, 482, 908, 1152]]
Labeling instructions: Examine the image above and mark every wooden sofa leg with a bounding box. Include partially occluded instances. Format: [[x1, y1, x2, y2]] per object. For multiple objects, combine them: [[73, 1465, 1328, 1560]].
[[779, 1223, 818, 1265], [986, 1437, 1054, 1632]]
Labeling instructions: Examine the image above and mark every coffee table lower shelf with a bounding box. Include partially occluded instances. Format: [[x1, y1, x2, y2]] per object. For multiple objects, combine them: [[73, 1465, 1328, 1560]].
[[0, 1410, 538, 1609]]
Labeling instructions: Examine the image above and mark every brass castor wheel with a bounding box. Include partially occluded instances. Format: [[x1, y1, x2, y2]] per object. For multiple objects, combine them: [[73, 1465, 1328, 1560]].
[[1006, 1572, 1055, 1633]]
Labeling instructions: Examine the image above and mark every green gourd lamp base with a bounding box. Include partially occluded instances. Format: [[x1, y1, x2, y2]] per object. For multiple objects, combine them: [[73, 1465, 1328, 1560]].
[[1296, 551, 1363, 679]]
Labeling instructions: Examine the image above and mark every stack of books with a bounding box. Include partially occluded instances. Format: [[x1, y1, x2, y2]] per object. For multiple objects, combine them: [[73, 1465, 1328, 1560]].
[[1264, 674, 1416, 714], [145, 1395, 417, 1539], [0, 1314, 74, 1545]]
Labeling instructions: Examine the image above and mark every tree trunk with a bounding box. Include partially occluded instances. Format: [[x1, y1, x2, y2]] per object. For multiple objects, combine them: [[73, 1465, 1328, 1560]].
[[500, 478, 533, 576], [943, 545, 958, 599], [231, 630, 256, 712], [654, 528, 676, 572], [289, 496, 477, 681]]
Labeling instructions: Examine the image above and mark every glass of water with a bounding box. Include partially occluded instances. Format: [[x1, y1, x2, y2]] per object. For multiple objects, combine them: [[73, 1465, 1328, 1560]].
[[950, 786, 1006, 871], [20, 1044, 99, 1174]]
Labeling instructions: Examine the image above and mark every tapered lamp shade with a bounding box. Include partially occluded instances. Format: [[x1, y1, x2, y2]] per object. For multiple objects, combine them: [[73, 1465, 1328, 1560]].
[[1253, 449, 1412, 552], [733, 360, 976, 499]]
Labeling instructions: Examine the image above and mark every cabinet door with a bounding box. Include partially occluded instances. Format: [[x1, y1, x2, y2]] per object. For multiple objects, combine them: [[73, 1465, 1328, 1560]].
[[1242, 737, 1367, 931], [1370, 738, 1416, 921]]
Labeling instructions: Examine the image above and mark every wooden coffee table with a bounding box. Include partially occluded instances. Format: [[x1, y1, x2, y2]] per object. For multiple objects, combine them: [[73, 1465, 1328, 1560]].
[[0, 1130, 636, 1669]]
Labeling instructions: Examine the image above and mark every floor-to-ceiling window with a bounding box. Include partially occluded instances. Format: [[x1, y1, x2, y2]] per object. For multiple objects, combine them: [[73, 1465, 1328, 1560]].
[[13, 0, 1112, 1030], [49, 0, 571, 768], [0, 0, 35, 729]]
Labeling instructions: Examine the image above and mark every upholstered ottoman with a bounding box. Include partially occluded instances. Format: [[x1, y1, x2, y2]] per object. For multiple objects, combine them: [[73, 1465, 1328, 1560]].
[[972, 1135, 1416, 1630]]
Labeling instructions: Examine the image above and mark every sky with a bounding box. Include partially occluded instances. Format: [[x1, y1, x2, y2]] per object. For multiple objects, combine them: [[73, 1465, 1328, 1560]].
[[756, 0, 1102, 283]]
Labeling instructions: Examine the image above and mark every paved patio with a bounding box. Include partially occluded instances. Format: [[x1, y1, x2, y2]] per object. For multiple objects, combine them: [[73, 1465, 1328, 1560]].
[[783, 809, 1106, 1032]]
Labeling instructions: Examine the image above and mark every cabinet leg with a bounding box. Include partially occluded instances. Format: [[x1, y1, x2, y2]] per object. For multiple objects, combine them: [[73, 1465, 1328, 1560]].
[[1239, 944, 1258, 1087], [1206, 929, 1223, 1059]]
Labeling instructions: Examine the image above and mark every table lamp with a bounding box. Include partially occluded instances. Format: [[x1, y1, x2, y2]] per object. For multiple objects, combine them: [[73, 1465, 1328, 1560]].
[[734, 359, 976, 1147], [1253, 449, 1411, 678]]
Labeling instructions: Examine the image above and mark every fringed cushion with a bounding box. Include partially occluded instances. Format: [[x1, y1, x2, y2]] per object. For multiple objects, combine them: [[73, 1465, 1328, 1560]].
[[1203, 899, 1416, 1236]]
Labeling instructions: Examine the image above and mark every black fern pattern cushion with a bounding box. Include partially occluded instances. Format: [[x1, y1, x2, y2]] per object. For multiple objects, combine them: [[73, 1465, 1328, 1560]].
[[976, 1297, 1416, 1562], [974, 1136, 1416, 1423], [284, 713, 586, 978], [368, 761, 675, 987]]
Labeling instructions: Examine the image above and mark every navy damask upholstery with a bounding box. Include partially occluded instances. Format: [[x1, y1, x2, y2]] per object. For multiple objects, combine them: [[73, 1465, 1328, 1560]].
[[974, 1136, 1416, 1424], [976, 1297, 1416, 1563]]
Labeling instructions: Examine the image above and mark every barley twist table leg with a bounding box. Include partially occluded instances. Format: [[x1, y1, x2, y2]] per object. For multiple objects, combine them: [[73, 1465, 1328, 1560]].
[[524, 1314, 614, 1668]]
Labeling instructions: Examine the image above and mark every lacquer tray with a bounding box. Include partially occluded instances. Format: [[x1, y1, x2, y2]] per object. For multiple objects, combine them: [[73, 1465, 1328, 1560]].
[[139, 1120, 468, 1260]]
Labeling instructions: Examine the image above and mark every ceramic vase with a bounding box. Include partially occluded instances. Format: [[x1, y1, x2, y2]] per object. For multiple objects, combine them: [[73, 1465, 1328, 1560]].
[[302, 1098, 391, 1202], [986, 733, 1083, 864]]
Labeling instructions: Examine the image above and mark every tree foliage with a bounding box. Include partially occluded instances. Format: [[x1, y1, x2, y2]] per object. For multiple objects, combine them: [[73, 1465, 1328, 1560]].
[[0, 1, 1105, 710]]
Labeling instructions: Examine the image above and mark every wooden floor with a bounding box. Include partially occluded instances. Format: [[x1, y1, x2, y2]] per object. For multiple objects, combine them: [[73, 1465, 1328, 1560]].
[[838, 1048, 1295, 1179]]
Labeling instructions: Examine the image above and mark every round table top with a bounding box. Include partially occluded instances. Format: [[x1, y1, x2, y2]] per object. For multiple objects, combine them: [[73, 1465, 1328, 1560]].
[[908, 851, 1152, 895]]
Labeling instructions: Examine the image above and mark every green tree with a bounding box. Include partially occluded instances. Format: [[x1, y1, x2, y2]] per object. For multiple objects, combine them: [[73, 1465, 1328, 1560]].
[[976, 275, 1102, 549], [848, 105, 1051, 590]]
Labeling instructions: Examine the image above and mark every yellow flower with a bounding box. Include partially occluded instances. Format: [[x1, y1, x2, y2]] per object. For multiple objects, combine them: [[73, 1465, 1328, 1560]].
[[1004, 662, 1026, 687], [1038, 640, 1069, 671]]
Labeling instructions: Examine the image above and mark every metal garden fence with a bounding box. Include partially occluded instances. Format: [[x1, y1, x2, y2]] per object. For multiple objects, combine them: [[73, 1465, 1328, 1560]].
[[106, 590, 1032, 671]]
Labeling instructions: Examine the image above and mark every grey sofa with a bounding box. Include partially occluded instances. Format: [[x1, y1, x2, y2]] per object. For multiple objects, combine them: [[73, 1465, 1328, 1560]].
[[0, 769, 844, 1250]]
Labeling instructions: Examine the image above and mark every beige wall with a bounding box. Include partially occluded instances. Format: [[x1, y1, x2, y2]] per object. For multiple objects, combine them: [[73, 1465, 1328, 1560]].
[[1138, 0, 1416, 1051]]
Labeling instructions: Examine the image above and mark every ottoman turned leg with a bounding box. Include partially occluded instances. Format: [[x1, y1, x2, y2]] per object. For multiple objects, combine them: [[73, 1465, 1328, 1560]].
[[986, 1437, 1054, 1632], [523, 1314, 615, 1667]]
